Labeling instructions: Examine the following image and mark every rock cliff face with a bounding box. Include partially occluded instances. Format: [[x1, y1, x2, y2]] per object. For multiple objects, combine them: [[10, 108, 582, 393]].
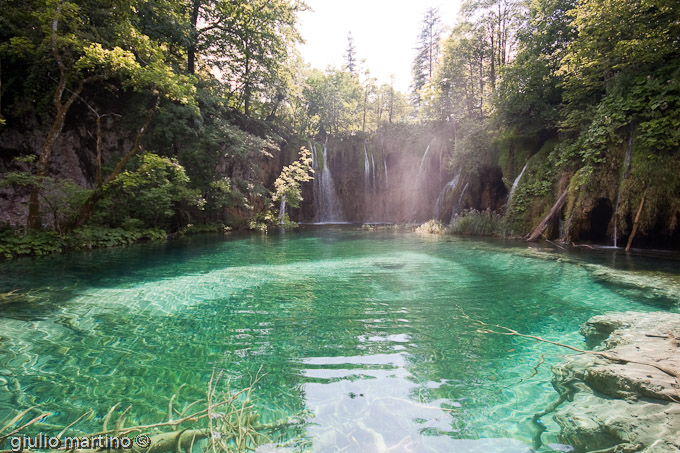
[[552, 312, 680, 452], [0, 119, 130, 227], [293, 126, 508, 224], [0, 112, 284, 229]]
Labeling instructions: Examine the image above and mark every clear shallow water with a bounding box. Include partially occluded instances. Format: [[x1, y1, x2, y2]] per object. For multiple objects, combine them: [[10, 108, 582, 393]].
[[0, 228, 678, 452]]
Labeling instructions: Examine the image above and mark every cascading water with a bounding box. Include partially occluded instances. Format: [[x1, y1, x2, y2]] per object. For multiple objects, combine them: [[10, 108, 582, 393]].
[[310, 141, 321, 217], [434, 171, 461, 219], [613, 124, 634, 247], [409, 140, 435, 220], [449, 182, 469, 224], [364, 142, 372, 221], [506, 161, 529, 208], [371, 153, 377, 192], [316, 139, 344, 222], [382, 148, 388, 189], [364, 143, 371, 191], [278, 197, 287, 224]]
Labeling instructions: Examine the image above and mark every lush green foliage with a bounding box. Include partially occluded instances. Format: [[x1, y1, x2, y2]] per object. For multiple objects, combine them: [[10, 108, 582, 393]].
[[1, 0, 678, 246], [449, 209, 507, 236], [101, 153, 202, 228], [272, 148, 314, 209], [413, 0, 679, 242], [0, 226, 166, 259], [249, 147, 314, 232], [0, 0, 311, 240]]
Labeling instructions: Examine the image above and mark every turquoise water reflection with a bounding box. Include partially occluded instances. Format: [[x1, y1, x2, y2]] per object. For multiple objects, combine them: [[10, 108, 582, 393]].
[[0, 229, 678, 451]]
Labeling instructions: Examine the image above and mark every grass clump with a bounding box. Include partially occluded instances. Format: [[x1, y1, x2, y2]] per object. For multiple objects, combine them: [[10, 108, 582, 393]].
[[449, 209, 507, 236]]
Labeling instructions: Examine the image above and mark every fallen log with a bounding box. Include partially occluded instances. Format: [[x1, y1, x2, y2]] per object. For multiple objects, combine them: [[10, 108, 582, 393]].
[[625, 192, 645, 252], [527, 188, 569, 242]]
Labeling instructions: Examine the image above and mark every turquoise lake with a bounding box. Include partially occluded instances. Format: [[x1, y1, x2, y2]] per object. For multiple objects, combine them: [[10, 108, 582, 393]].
[[0, 228, 678, 452]]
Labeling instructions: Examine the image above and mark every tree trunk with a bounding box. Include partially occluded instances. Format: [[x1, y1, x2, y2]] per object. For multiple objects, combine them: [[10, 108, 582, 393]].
[[527, 188, 569, 242], [265, 92, 284, 122], [243, 49, 251, 116], [489, 28, 496, 92], [188, 0, 201, 74], [27, 82, 85, 229], [67, 96, 159, 230], [625, 193, 645, 252], [362, 86, 368, 133], [388, 84, 394, 124]]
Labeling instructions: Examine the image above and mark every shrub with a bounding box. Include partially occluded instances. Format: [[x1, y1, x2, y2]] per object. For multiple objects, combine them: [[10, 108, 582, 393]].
[[449, 209, 507, 236], [415, 219, 448, 235], [0, 226, 167, 259]]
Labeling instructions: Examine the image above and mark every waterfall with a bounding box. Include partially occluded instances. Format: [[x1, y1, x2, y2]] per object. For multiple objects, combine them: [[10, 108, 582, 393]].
[[316, 139, 344, 222], [449, 182, 469, 224], [507, 161, 529, 207], [364, 142, 371, 221], [310, 141, 321, 217], [613, 124, 634, 247], [383, 148, 388, 189], [409, 140, 434, 219], [278, 197, 287, 224], [364, 143, 371, 190], [371, 153, 377, 192], [434, 171, 461, 219], [416, 142, 433, 181]]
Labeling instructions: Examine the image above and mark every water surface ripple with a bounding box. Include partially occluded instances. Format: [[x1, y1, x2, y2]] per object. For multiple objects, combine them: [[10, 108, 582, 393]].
[[0, 230, 678, 451]]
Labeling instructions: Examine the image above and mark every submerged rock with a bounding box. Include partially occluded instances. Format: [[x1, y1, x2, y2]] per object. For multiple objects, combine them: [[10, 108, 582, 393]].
[[552, 311, 680, 452]]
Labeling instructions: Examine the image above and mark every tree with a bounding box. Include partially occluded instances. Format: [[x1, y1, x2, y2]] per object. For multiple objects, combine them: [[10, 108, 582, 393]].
[[197, 0, 306, 117], [420, 22, 488, 122], [0, 0, 194, 230], [102, 153, 201, 228], [344, 32, 357, 74], [302, 67, 363, 134], [461, 0, 525, 93], [411, 7, 443, 109], [273, 147, 314, 210], [497, 0, 576, 131], [559, 0, 680, 131]]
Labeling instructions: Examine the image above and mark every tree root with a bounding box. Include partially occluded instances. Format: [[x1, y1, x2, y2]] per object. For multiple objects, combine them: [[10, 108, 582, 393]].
[[0, 367, 297, 453]]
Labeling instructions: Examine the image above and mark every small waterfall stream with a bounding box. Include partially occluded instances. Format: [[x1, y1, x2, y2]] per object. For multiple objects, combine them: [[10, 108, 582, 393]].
[[278, 197, 287, 224], [364, 143, 372, 221], [409, 140, 434, 219], [383, 148, 388, 189], [364, 143, 371, 191], [449, 182, 469, 224], [310, 141, 321, 217], [315, 139, 344, 222], [506, 161, 529, 208], [433, 171, 461, 219], [371, 153, 377, 192], [613, 124, 634, 247]]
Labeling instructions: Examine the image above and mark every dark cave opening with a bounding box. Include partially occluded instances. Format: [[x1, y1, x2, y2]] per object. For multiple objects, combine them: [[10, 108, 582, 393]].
[[588, 198, 613, 243]]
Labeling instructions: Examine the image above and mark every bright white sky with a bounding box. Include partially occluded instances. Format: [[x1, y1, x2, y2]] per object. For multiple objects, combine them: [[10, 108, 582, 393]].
[[298, 1, 463, 93]]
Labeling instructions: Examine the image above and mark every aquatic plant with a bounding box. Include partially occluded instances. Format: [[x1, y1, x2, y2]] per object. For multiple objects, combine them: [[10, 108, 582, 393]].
[[0, 371, 302, 453]]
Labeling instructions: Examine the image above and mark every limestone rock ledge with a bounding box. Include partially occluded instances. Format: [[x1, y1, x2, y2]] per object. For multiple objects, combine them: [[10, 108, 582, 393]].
[[551, 311, 680, 452]]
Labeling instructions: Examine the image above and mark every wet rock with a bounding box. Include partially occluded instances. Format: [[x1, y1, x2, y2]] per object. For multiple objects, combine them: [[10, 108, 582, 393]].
[[552, 311, 680, 452]]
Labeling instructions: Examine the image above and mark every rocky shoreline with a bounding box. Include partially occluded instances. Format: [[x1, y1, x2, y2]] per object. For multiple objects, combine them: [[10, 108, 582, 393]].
[[551, 312, 680, 452]]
